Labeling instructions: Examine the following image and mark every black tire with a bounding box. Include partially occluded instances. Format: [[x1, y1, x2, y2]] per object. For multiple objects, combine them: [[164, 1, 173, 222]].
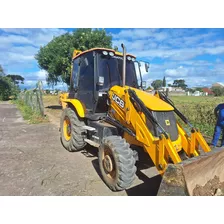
[[98, 136, 136, 191], [60, 107, 86, 152]]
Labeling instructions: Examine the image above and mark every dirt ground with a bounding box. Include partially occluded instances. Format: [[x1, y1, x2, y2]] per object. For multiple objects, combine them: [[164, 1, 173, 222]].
[[193, 176, 224, 196], [0, 100, 161, 196]]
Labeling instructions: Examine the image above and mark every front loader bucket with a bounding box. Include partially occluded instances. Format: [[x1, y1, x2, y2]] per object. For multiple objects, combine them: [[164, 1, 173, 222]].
[[157, 147, 224, 196]]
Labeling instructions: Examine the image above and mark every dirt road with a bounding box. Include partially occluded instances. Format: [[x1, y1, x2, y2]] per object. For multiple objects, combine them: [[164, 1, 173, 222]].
[[0, 101, 161, 196]]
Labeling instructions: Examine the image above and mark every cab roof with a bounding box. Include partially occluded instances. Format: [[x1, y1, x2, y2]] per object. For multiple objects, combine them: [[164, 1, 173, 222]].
[[72, 48, 136, 60]]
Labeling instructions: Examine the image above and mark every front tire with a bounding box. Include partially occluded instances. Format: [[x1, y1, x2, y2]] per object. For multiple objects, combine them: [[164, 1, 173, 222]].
[[98, 136, 136, 191], [60, 107, 86, 152]]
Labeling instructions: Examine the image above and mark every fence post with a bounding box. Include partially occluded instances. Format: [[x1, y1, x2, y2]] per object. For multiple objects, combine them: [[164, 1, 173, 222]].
[[18, 81, 45, 117], [36, 81, 44, 116]]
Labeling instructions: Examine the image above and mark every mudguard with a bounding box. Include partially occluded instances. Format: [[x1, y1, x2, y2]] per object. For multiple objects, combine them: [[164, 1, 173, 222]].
[[61, 98, 85, 118]]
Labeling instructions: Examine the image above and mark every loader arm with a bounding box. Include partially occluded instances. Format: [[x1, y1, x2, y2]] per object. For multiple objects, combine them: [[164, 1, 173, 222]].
[[108, 86, 224, 195], [155, 91, 211, 156], [108, 86, 186, 173]]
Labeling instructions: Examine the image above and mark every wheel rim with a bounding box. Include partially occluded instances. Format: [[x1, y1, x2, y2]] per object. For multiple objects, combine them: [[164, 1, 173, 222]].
[[63, 116, 71, 141], [102, 146, 116, 180]]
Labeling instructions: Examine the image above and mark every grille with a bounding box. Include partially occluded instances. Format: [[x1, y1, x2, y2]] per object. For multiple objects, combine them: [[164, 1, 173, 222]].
[[153, 111, 179, 141]]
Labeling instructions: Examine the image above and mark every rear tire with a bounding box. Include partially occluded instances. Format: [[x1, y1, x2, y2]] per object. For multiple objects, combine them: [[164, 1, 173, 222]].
[[98, 136, 136, 191], [60, 107, 86, 152]]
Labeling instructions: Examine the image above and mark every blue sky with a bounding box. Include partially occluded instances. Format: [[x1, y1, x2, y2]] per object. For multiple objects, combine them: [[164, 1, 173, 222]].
[[0, 28, 223, 90]]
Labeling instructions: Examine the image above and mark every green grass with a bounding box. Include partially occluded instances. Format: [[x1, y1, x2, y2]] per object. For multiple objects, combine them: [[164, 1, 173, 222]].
[[13, 99, 48, 124], [171, 95, 224, 103], [169, 95, 223, 137]]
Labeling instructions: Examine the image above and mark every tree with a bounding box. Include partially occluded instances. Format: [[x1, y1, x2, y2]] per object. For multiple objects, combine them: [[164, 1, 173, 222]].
[[162, 76, 166, 87], [35, 28, 112, 86], [194, 87, 203, 92], [45, 89, 50, 94], [172, 79, 187, 90], [0, 76, 15, 100], [146, 86, 152, 91], [186, 88, 194, 93], [211, 86, 224, 96], [0, 65, 23, 100], [151, 80, 163, 90], [114, 46, 119, 51], [0, 65, 5, 76], [6, 74, 24, 85]]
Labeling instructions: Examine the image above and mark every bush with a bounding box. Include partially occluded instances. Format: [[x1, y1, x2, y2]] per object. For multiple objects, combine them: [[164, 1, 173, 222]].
[[0, 76, 20, 100], [211, 86, 224, 96]]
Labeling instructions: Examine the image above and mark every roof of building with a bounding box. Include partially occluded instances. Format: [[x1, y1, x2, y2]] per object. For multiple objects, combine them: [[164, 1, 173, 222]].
[[202, 88, 214, 94]]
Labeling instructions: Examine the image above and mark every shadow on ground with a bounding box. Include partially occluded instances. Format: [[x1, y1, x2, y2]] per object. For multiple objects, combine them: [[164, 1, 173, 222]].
[[45, 105, 62, 110], [125, 172, 162, 196]]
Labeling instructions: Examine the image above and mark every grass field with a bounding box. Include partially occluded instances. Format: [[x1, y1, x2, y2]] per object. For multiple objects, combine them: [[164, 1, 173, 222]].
[[171, 96, 224, 104], [43, 94, 224, 138], [170, 96, 224, 137]]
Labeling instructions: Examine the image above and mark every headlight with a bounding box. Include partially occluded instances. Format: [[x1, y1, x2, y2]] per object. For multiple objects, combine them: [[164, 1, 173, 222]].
[[102, 51, 108, 55], [109, 52, 114, 56], [132, 58, 135, 61], [127, 56, 132, 61]]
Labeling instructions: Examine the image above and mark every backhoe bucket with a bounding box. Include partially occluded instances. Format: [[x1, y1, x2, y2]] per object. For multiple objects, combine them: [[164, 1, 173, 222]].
[[157, 147, 224, 196]]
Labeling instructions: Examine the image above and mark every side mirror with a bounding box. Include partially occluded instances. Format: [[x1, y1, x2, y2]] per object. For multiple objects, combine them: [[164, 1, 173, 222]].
[[145, 63, 149, 73], [97, 76, 104, 86], [142, 81, 146, 89]]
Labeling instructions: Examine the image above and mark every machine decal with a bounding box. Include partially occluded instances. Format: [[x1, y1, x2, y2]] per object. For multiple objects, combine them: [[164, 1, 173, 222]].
[[165, 119, 170, 126], [112, 94, 125, 108]]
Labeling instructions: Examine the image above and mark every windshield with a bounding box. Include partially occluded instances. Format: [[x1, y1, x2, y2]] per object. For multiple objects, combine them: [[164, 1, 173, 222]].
[[97, 53, 138, 91]]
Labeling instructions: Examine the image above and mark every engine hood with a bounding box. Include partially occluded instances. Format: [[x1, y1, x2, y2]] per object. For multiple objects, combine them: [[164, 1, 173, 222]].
[[129, 87, 174, 111]]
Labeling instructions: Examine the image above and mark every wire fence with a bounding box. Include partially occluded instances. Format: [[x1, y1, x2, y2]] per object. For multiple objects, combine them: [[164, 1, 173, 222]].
[[18, 81, 44, 116]]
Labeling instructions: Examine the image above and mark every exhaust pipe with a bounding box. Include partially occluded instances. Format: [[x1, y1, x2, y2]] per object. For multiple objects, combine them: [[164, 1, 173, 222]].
[[121, 43, 126, 87]]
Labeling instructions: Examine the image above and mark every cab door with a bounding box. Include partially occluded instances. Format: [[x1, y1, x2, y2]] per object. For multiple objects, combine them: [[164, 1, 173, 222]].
[[76, 52, 95, 113], [69, 57, 79, 98]]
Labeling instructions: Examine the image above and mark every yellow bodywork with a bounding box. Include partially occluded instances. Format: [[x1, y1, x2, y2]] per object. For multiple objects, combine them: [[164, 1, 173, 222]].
[[59, 46, 222, 195], [59, 92, 85, 118], [108, 85, 211, 174]]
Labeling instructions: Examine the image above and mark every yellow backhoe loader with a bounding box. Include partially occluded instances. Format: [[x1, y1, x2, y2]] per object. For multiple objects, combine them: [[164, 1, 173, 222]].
[[59, 44, 224, 195]]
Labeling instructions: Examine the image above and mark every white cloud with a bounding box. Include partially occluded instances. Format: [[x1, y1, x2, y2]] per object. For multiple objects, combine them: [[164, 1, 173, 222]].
[[113, 29, 156, 39], [0, 28, 68, 73], [113, 29, 169, 42], [0, 28, 67, 47], [112, 29, 224, 61], [165, 66, 189, 77], [141, 60, 224, 88], [129, 45, 224, 61], [0, 35, 32, 45], [36, 70, 47, 80], [0, 28, 31, 35], [20, 69, 68, 90]]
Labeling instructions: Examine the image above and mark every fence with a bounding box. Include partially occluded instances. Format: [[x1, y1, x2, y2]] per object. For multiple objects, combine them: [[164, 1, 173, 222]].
[[18, 81, 44, 116]]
